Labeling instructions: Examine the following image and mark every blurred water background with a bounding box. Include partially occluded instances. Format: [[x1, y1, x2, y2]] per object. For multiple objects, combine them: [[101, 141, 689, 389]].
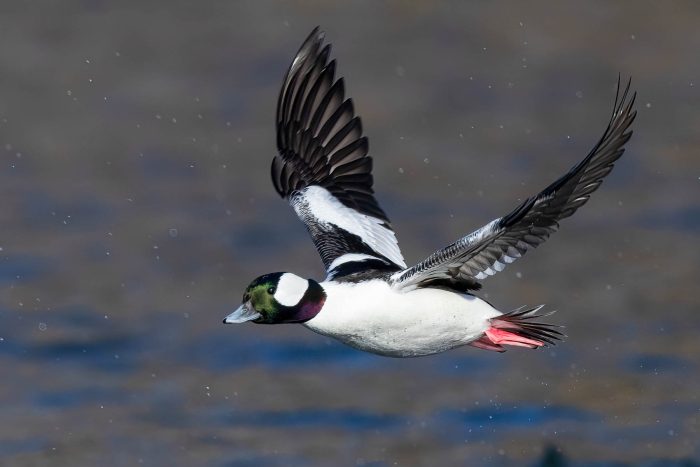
[[1, 1, 699, 466]]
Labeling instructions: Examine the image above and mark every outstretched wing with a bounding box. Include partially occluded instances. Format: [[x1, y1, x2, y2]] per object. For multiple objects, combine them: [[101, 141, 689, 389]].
[[391, 78, 637, 292], [272, 27, 405, 276]]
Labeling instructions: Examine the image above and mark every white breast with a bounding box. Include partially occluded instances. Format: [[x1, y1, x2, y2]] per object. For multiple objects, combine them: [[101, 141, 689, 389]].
[[303, 280, 501, 357]]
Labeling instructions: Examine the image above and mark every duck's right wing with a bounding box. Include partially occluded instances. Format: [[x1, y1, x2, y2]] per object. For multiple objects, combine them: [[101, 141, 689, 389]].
[[391, 78, 636, 292]]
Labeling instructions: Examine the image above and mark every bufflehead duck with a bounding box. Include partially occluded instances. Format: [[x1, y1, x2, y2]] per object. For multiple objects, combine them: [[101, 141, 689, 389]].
[[224, 28, 636, 357]]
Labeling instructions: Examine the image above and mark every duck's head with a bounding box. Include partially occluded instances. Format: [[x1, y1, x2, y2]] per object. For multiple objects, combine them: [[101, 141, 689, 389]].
[[223, 272, 326, 324]]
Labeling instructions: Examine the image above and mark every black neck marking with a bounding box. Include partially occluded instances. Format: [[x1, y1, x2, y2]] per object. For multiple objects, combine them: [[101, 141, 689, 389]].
[[331, 259, 401, 283]]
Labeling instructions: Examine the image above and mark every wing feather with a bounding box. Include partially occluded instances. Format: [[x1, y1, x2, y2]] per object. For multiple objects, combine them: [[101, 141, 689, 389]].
[[392, 78, 636, 291], [272, 28, 405, 273]]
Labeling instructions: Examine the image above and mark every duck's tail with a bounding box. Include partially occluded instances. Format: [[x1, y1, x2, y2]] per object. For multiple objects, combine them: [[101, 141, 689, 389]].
[[469, 305, 565, 353]]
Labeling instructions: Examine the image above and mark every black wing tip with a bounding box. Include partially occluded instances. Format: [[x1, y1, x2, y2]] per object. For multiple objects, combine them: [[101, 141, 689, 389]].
[[285, 27, 328, 85], [301, 27, 325, 50], [495, 306, 566, 346], [292, 28, 326, 66], [309, 26, 323, 39], [611, 75, 637, 122]]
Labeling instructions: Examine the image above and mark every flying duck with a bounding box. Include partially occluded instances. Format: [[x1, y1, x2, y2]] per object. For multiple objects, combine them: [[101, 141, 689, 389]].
[[224, 28, 636, 357]]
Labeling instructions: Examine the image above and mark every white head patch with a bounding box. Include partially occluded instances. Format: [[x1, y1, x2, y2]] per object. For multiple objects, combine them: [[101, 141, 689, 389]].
[[274, 273, 309, 307]]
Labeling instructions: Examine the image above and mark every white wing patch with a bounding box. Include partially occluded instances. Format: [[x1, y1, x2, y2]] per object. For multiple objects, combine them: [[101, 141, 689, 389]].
[[297, 186, 406, 268], [274, 273, 309, 307], [327, 253, 383, 272]]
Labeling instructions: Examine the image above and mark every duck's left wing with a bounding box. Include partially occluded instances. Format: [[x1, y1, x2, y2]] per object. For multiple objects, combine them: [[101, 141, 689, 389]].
[[391, 78, 636, 292], [272, 28, 406, 276]]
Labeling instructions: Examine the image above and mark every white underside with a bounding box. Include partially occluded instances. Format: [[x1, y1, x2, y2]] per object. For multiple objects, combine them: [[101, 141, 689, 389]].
[[303, 280, 502, 357]]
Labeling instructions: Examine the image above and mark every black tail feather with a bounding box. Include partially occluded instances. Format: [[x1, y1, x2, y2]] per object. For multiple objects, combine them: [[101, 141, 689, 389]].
[[492, 305, 566, 347]]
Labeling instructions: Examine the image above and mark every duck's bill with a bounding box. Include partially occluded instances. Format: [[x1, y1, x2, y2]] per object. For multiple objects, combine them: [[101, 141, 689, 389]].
[[223, 304, 261, 324]]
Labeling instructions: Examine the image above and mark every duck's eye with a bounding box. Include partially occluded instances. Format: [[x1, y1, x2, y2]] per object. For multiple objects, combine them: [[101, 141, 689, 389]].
[[267, 286, 276, 295]]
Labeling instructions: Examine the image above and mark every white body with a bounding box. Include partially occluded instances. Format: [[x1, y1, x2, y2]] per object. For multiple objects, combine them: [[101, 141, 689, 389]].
[[304, 280, 502, 357]]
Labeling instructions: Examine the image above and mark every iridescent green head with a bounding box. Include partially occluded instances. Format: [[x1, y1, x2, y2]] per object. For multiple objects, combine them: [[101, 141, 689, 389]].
[[223, 272, 326, 324]]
